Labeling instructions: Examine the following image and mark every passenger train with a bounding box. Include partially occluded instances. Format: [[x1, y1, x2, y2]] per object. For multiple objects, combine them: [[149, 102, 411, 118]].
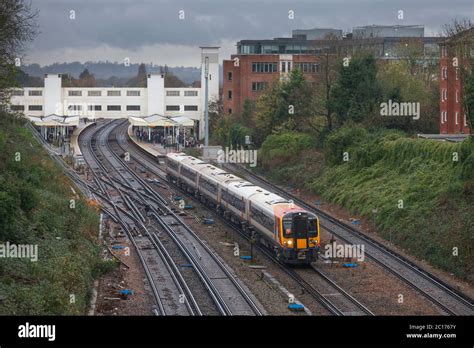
[[165, 153, 320, 264]]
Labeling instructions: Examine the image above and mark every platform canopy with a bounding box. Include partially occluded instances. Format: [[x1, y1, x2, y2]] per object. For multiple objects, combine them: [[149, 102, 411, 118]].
[[28, 114, 80, 127], [128, 114, 194, 127], [171, 116, 194, 127]]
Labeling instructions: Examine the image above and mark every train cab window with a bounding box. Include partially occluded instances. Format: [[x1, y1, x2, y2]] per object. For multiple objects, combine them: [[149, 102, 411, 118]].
[[282, 217, 293, 237], [283, 213, 317, 238], [308, 217, 318, 237], [293, 214, 308, 238]]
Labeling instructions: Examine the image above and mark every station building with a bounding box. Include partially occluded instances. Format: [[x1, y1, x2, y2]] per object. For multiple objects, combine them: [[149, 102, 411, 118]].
[[8, 47, 220, 140]]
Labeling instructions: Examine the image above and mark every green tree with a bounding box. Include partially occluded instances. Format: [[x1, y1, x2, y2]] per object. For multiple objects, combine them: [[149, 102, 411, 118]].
[[376, 60, 438, 133], [254, 69, 314, 145], [126, 63, 147, 87], [330, 55, 381, 127]]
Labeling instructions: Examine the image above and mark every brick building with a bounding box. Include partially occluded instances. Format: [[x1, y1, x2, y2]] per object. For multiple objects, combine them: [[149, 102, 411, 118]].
[[439, 28, 473, 134], [223, 25, 440, 116], [223, 54, 321, 115]]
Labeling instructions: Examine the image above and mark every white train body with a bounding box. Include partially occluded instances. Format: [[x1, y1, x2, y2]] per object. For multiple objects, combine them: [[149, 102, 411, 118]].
[[165, 152, 320, 264]]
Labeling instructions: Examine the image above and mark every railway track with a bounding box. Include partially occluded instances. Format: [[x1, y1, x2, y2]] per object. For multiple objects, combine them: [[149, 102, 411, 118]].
[[81, 121, 198, 315], [117, 121, 374, 316], [82, 120, 263, 316], [221, 163, 474, 316]]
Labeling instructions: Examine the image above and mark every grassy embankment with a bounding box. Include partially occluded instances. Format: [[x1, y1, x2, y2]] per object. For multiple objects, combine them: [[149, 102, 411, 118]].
[[0, 111, 114, 314], [258, 126, 474, 282]]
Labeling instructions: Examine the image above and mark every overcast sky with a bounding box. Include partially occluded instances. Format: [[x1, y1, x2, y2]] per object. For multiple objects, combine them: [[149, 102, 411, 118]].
[[25, 0, 473, 67]]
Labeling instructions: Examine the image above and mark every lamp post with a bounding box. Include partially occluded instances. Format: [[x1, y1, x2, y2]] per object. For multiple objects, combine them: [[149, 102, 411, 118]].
[[204, 56, 209, 147]]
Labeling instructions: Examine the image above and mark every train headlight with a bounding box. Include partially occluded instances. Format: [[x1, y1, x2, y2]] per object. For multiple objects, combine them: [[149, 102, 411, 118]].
[[287, 240, 293, 246]]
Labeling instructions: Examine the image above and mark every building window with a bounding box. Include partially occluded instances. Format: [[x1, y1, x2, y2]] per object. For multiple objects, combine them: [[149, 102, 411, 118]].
[[184, 105, 198, 111], [252, 82, 267, 91], [166, 90, 180, 96], [455, 112, 459, 125], [228, 108, 232, 114], [88, 90, 102, 97], [28, 90, 42, 96], [252, 62, 277, 73], [107, 105, 121, 111], [227, 72, 233, 81], [444, 111, 447, 122], [10, 105, 24, 111], [126, 105, 140, 111], [442, 89, 447, 102], [68, 104, 82, 111], [281, 61, 286, 73], [465, 114, 468, 127], [442, 67, 447, 80], [456, 90, 459, 103], [228, 90, 232, 99], [11, 90, 24, 96], [184, 90, 198, 96], [126, 90, 140, 96], [441, 46, 447, 58], [88, 105, 102, 111], [68, 90, 82, 96], [455, 68, 459, 80], [107, 90, 121, 96], [440, 112, 444, 124], [295, 62, 320, 73], [28, 105, 42, 111], [166, 105, 180, 111]]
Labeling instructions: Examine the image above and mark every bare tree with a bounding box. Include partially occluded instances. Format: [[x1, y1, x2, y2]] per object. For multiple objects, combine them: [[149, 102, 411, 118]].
[[0, 0, 38, 106], [441, 18, 473, 37]]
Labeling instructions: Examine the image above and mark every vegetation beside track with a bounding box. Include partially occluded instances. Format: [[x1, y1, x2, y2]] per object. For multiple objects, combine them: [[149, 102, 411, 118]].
[[0, 111, 114, 314], [257, 125, 474, 282]]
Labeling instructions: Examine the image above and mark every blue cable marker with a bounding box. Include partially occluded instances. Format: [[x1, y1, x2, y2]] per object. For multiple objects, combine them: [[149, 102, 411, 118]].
[[240, 255, 252, 260], [288, 303, 305, 311], [343, 263, 358, 268]]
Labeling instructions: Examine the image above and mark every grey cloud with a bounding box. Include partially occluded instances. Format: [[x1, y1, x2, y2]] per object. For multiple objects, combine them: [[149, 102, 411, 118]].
[[26, 0, 473, 64]]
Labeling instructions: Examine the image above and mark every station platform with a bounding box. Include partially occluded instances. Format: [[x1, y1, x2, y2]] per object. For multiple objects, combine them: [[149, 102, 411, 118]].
[[127, 124, 169, 157], [71, 121, 96, 157]]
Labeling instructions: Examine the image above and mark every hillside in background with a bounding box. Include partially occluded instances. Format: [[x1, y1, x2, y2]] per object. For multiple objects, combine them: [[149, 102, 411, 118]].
[[21, 62, 202, 86]]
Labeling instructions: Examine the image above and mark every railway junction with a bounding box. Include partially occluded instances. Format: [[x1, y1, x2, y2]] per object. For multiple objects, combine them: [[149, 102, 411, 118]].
[[26, 118, 474, 317]]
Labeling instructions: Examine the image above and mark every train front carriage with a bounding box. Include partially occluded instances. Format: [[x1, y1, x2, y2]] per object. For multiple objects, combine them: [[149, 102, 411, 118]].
[[249, 192, 320, 264]]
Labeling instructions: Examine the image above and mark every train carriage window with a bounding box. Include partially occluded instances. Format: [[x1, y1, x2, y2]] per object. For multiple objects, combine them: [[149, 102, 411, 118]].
[[168, 159, 179, 171], [222, 190, 245, 211], [250, 204, 274, 231], [181, 166, 196, 182], [201, 178, 217, 194]]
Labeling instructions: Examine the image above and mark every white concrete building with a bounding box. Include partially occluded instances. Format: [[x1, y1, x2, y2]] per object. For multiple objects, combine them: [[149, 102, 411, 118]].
[[8, 47, 219, 139]]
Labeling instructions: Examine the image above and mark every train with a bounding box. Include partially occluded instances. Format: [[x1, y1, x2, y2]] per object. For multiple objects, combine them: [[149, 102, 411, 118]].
[[165, 152, 320, 264]]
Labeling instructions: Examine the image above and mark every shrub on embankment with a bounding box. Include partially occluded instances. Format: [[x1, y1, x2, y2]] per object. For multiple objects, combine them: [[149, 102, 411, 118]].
[[259, 126, 474, 281], [0, 111, 109, 314]]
